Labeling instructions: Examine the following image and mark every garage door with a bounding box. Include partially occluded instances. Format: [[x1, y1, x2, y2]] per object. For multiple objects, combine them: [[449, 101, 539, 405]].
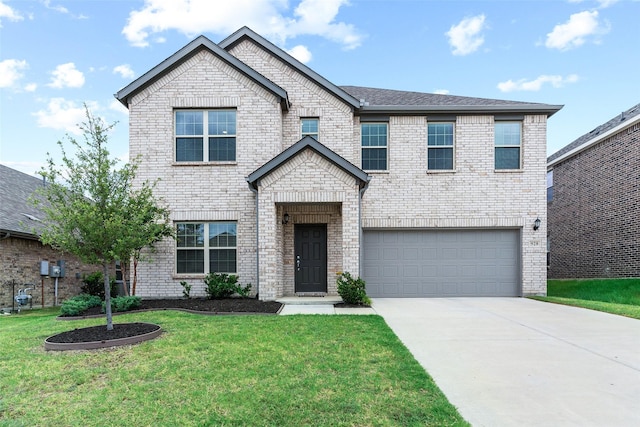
[[363, 229, 520, 297]]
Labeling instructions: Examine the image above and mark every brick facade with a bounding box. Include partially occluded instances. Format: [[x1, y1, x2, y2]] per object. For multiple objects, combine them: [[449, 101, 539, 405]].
[[123, 30, 553, 300], [548, 121, 640, 278], [0, 236, 97, 312]]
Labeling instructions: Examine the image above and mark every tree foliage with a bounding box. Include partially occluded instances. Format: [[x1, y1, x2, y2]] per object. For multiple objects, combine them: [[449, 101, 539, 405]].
[[34, 107, 173, 330]]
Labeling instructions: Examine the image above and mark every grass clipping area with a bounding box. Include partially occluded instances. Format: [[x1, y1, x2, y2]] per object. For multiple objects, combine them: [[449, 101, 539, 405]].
[[0, 310, 468, 427], [532, 278, 640, 319]]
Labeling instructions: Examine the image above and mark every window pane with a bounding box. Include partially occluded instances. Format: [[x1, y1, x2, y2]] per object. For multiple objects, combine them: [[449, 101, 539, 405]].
[[495, 147, 520, 169], [176, 138, 203, 161], [177, 223, 204, 247], [361, 124, 388, 147], [176, 111, 203, 136], [177, 249, 204, 273], [428, 123, 454, 146], [208, 110, 236, 136], [210, 249, 237, 273], [209, 137, 236, 161], [209, 222, 237, 247], [362, 148, 387, 170], [495, 123, 521, 146], [301, 118, 319, 138], [428, 147, 453, 170]]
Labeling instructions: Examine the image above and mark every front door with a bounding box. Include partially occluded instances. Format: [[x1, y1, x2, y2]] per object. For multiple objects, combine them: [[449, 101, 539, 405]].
[[294, 224, 328, 293]]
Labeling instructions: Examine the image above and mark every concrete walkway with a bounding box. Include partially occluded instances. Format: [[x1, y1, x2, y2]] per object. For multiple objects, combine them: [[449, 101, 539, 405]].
[[277, 296, 376, 315], [372, 298, 640, 427]]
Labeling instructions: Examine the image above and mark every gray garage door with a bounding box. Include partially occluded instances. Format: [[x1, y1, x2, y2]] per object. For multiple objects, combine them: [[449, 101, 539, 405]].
[[363, 229, 520, 297]]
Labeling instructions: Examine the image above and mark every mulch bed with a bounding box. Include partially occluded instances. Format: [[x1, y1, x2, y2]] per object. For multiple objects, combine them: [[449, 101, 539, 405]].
[[46, 322, 160, 344]]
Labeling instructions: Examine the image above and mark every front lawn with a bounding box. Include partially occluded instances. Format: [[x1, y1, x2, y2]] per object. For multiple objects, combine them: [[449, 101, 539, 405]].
[[0, 310, 468, 426], [532, 278, 640, 319]]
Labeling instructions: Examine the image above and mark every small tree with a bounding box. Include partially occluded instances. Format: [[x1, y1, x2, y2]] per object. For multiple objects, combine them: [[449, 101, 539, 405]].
[[34, 107, 173, 330]]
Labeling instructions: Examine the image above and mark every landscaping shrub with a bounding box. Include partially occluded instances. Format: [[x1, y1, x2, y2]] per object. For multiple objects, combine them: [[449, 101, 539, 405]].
[[103, 296, 142, 313], [81, 271, 117, 299], [60, 294, 102, 316], [336, 272, 371, 306], [203, 273, 251, 299], [180, 281, 192, 299]]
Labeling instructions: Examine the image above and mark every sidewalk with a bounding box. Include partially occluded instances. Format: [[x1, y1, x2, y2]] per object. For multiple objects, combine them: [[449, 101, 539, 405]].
[[277, 296, 376, 315]]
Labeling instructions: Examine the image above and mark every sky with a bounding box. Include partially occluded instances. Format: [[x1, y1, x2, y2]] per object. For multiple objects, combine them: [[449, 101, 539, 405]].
[[1, 0, 639, 177]]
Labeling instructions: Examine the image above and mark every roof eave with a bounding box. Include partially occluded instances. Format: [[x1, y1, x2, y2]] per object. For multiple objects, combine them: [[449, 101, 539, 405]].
[[219, 27, 361, 110], [115, 35, 290, 111], [359, 104, 564, 117]]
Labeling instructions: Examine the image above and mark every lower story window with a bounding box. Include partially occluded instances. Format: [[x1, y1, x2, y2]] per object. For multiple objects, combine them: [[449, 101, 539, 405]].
[[176, 222, 237, 274]]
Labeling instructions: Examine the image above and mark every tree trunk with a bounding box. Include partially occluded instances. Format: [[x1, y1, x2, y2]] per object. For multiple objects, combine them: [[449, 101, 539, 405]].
[[121, 262, 130, 296], [132, 256, 138, 296], [103, 263, 114, 331]]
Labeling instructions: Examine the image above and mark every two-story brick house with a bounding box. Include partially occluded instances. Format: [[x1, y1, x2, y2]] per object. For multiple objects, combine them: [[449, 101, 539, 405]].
[[547, 103, 639, 278], [116, 27, 561, 300]]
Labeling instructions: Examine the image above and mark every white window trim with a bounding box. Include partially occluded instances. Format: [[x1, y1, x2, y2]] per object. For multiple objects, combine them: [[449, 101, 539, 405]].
[[174, 109, 237, 163], [427, 122, 456, 172], [301, 117, 319, 140]]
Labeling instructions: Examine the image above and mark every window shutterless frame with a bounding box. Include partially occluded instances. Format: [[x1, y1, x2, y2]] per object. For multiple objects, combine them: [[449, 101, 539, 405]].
[[361, 122, 388, 171], [175, 110, 236, 162], [427, 122, 455, 171], [176, 222, 237, 274], [494, 121, 522, 170], [301, 118, 319, 140]]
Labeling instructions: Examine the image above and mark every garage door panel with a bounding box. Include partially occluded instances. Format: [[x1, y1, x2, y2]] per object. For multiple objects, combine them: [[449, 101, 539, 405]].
[[364, 229, 520, 297]]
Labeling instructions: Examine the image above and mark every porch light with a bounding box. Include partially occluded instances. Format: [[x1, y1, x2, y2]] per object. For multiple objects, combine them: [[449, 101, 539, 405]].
[[282, 213, 290, 225], [533, 218, 541, 231]]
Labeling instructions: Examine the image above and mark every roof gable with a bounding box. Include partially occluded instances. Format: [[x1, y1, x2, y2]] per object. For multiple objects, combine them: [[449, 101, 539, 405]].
[[0, 165, 46, 239], [115, 35, 290, 111], [219, 27, 361, 110], [246, 136, 370, 189]]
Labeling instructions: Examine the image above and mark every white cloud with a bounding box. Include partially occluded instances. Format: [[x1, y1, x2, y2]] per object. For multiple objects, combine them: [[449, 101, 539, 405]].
[[545, 10, 609, 51], [24, 82, 37, 92], [0, 1, 23, 26], [122, 0, 362, 50], [0, 59, 28, 88], [48, 63, 85, 88], [33, 98, 96, 134], [433, 89, 450, 95], [109, 99, 129, 115], [446, 14, 487, 56], [286, 45, 312, 63], [113, 64, 135, 79], [497, 74, 580, 92]]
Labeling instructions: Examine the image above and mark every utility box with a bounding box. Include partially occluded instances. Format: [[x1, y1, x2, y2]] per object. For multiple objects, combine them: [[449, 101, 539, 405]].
[[57, 260, 66, 278], [49, 265, 61, 278], [40, 260, 49, 276]]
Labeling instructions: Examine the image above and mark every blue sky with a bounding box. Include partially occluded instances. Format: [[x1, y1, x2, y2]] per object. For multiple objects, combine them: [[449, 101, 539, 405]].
[[1, 0, 638, 176]]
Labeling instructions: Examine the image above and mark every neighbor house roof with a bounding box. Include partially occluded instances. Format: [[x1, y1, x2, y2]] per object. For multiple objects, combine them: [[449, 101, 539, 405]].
[[246, 136, 370, 190], [115, 34, 290, 111], [0, 165, 46, 240], [341, 86, 563, 117], [548, 102, 640, 167]]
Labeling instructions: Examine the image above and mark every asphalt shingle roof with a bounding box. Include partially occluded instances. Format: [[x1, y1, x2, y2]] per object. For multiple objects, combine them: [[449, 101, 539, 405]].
[[548, 102, 640, 163], [0, 165, 46, 238]]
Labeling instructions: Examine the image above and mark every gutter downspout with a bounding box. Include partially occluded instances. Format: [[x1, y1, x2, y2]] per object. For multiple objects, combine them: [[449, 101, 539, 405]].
[[358, 178, 371, 278], [247, 180, 260, 299]]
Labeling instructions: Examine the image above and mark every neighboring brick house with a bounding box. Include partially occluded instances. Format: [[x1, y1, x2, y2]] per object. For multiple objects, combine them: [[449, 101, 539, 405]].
[[116, 27, 562, 300], [0, 165, 97, 311], [547, 103, 640, 278]]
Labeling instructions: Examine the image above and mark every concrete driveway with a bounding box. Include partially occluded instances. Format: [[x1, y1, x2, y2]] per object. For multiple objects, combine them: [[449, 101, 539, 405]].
[[372, 298, 640, 427]]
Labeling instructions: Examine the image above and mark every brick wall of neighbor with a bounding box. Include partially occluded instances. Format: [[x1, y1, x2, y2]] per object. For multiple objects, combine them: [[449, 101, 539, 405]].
[[0, 237, 97, 311], [548, 123, 640, 278]]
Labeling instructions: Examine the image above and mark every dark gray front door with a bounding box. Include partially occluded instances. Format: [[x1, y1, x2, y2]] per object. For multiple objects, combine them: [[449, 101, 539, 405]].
[[295, 224, 327, 293]]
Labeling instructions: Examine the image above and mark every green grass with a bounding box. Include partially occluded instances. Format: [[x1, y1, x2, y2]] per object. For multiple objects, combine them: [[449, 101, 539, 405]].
[[0, 310, 468, 427], [531, 278, 640, 319]]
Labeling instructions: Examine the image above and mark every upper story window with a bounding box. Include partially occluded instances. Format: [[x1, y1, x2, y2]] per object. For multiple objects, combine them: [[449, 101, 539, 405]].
[[361, 123, 388, 171], [175, 110, 236, 162], [176, 222, 237, 274], [547, 170, 554, 202], [427, 123, 455, 171], [494, 122, 521, 170], [301, 118, 319, 140]]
